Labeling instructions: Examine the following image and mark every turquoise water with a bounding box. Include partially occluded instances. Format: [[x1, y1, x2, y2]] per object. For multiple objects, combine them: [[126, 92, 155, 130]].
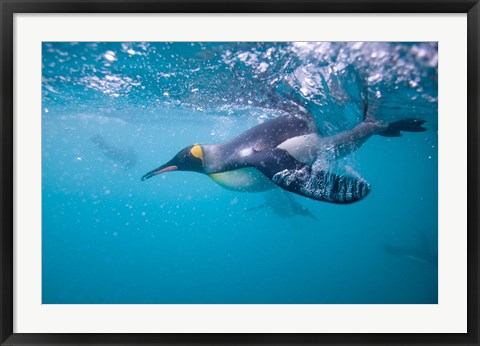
[[42, 42, 438, 304]]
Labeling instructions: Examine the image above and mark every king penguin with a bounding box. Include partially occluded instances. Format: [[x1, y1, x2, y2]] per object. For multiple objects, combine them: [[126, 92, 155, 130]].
[[141, 110, 426, 204]]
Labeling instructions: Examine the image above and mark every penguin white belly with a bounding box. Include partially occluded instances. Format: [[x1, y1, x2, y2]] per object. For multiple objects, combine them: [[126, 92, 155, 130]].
[[277, 133, 323, 164], [209, 168, 275, 192]]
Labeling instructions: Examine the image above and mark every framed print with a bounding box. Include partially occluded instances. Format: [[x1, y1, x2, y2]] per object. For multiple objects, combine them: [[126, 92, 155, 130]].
[[1, 1, 479, 345]]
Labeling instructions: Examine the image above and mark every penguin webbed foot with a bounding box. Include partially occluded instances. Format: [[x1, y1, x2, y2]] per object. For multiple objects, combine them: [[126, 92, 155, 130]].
[[378, 118, 427, 137]]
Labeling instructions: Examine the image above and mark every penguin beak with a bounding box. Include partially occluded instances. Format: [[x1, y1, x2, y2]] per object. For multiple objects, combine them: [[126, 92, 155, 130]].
[[141, 163, 178, 181]]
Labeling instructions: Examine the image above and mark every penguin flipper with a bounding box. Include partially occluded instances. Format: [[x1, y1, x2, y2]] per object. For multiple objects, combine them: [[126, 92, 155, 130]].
[[271, 166, 370, 204], [254, 149, 370, 204]]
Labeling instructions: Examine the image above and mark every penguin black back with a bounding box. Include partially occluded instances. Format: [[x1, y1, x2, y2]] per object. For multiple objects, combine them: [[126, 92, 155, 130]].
[[202, 113, 316, 174]]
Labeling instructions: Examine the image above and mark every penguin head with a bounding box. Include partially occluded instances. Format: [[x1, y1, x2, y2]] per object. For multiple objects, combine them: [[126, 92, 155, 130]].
[[141, 144, 205, 181]]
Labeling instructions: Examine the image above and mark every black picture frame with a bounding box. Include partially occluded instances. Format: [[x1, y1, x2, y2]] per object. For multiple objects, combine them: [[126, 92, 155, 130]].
[[1, 1, 478, 345]]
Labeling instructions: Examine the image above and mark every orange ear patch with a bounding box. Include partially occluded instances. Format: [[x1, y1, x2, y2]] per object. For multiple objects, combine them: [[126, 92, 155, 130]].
[[190, 144, 204, 161]]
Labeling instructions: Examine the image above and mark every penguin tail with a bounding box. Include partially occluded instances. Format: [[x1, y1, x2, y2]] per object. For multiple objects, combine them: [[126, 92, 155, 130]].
[[377, 119, 427, 137]]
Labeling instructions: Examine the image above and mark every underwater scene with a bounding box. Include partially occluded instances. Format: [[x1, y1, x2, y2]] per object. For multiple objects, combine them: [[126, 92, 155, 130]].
[[42, 42, 438, 304]]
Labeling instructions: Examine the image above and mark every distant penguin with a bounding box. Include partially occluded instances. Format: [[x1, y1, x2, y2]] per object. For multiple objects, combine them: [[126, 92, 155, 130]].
[[91, 134, 138, 170], [245, 189, 318, 221], [141, 109, 426, 203], [385, 230, 437, 266]]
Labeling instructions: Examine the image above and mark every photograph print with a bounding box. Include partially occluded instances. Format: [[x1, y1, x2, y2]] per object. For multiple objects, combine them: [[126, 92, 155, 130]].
[[42, 42, 438, 304]]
